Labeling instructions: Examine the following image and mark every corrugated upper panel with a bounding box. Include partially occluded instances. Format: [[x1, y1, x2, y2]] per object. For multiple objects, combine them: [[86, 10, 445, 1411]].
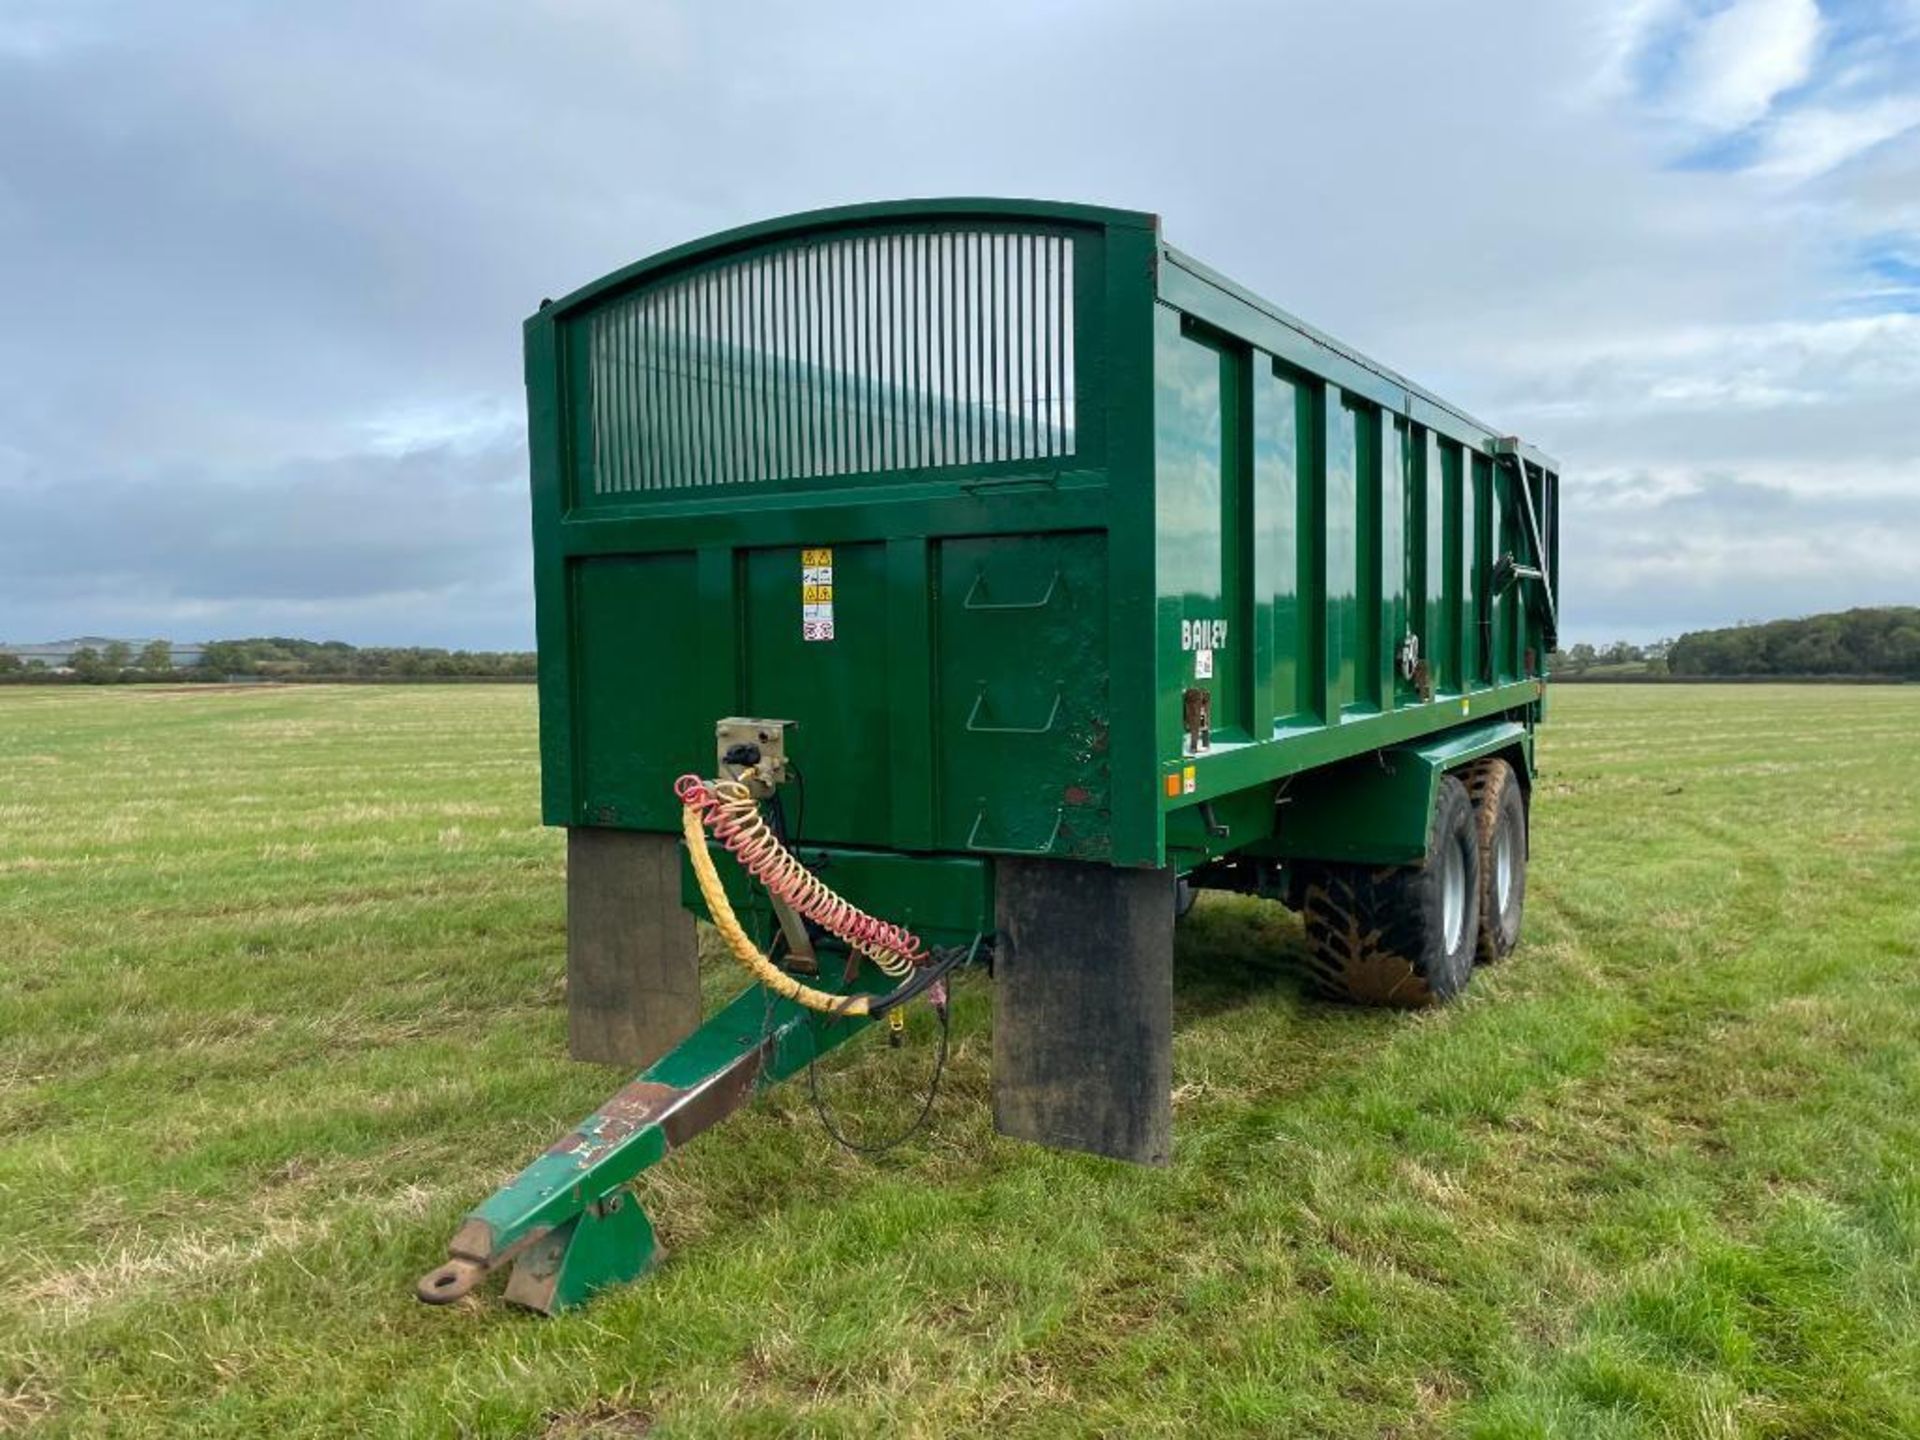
[[584, 230, 1077, 495]]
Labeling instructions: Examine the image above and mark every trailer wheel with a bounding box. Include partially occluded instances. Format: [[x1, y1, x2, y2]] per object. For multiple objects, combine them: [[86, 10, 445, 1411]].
[[1174, 875, 1197, 921], [1300, 776, 1480, 1007], [1463, 758, 1527, 963]]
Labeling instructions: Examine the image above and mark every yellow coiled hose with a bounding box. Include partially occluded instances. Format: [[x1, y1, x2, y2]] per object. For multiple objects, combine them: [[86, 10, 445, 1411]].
[[679, 770, 933, 1016], [680, 801, 871, 1016], [680, 774, 921, 977]]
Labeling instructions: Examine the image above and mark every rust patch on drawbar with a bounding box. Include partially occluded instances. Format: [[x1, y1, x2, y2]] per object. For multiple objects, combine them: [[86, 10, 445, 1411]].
[[660, 1049, 764, 1148], [546, 1081, 681, 1159], [449, 1217, 497, 1262]]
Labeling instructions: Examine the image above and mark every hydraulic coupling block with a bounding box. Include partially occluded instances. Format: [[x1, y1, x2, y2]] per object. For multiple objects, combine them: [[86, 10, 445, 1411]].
[[715, 717, 794, 798]]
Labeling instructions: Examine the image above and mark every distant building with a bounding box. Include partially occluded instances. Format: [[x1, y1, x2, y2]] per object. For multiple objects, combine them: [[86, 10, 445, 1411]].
[[0, 637, 207, 668]]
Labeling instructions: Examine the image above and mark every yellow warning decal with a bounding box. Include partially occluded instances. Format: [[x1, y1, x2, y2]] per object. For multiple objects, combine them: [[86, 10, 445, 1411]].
[[801, 548, 835, 642]]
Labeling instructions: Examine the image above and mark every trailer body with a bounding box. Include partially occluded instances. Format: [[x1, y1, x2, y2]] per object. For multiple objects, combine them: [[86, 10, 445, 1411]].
[[421, 200, 1561, 1312], [528, 198, 1556, 910]]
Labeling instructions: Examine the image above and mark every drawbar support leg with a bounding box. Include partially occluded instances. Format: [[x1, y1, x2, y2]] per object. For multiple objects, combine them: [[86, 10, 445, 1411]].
[[992, 858, 1173, 1165], [566, 828, 701, 1067]]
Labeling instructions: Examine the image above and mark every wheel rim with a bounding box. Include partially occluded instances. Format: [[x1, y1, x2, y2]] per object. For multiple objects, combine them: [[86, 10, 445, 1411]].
[[1494, 821, 1517, 918], [1441, 830, 1468, 953]]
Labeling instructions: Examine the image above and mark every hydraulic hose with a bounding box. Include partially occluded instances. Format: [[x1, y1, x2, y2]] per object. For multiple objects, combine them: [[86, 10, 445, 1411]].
[[676, 774, 925, 975], [680, 799, 874, 1016]]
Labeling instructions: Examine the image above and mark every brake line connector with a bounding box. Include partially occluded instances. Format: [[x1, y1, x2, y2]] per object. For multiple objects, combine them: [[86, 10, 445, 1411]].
[[677, 772, 925, 977]]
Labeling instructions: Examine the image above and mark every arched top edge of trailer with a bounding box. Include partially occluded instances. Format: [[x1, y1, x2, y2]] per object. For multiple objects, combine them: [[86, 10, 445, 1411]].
[[529, 195, 1559, 477], [534, 196, 1160, 323], [1158, 244, 1560, 474]]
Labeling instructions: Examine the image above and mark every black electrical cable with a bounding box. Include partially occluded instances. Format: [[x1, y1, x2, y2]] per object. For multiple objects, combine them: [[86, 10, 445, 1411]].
[[787, 760, 806, 845], [803, 937, 984, 1155], [761, 764, 959, 1155], [805, 992, 952, 1157], [754, 872, 951, 1153], [865, 938, 978, 1018]]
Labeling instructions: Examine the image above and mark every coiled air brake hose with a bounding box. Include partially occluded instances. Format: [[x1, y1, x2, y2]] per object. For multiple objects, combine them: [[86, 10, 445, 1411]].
[[677, 772, 931, 1017]]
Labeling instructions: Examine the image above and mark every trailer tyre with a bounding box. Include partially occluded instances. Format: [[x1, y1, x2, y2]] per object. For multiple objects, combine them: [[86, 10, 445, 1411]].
[[1464, 758, 1527, 964], [1300, 776, 1480, 1008], [1174, 875, 1197, 921]]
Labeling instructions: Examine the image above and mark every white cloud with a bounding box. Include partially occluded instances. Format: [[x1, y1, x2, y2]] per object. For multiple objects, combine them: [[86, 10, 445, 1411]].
[[1561, 466, 1920, 641], [1669, 0, 1823, 131], [1488, 311, 1920, 411], [357, 396, 524, 459], [1750, 94, 1920, 181], [1608, 0, 1920, 189], [1588, 0, 1690, 101]]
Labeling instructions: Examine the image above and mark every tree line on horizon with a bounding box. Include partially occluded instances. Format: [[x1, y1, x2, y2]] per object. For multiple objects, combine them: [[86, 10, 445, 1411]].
[[1549, 606, 1919, 680], [5, 607, 1914, 686], [1664, 606, 1920, 679], [0, 636, 536, 683]]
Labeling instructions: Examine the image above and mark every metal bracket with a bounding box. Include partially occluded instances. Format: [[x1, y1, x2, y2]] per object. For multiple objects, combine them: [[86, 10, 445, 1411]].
[[1182, 687, 1212, 753], [500, 1189, 659, 1315], [963, 568, 1061, 611], [1397, 629, 1421, 682], [715, 717, 794, 796], [1491, 553, 1545, 593], [967, 805, 1064, 855], [967, 686, 1063, 735], [958, 471, 1060, 495], [1498, 451, 1558, 642], [769, 894, 817, 970]]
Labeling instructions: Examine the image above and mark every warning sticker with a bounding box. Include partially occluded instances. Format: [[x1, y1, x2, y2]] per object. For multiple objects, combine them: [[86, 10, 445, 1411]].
[[801, 548, 834, 641]]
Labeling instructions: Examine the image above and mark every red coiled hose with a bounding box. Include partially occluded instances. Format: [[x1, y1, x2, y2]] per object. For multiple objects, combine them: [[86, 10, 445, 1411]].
[[676, 773, 926, 976]]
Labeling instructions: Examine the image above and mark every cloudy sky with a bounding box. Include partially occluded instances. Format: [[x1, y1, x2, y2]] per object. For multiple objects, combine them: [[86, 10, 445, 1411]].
[[2, 0, 1916, 648]]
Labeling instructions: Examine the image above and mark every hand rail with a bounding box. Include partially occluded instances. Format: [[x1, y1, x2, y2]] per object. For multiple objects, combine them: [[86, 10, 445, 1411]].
[[966, 686, 1063, 734], [966, 805, 1064, 856], [963, 568, 1060, 611], [958, 471, 1060, 495], [1505, 454, 1558, 640]]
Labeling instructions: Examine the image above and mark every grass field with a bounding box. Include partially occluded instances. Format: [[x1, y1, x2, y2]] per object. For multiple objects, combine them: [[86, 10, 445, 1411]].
[[2, 684, 1916, 1438]]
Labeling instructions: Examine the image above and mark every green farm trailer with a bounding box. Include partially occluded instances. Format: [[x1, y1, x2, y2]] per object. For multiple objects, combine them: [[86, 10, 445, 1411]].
[[419, 199, 1560, 1312]]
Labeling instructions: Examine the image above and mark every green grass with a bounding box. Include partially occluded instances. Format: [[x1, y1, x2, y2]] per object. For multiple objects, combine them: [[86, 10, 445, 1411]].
[[2, 684, 1916, 1438]]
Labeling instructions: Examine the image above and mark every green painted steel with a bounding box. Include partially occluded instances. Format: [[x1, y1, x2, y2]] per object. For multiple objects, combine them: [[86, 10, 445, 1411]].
[[1262, 720, 1533, 866], [680, 841, 994, 951], [441, 964, 894, 1312], [527, 198, 1558, 895]]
